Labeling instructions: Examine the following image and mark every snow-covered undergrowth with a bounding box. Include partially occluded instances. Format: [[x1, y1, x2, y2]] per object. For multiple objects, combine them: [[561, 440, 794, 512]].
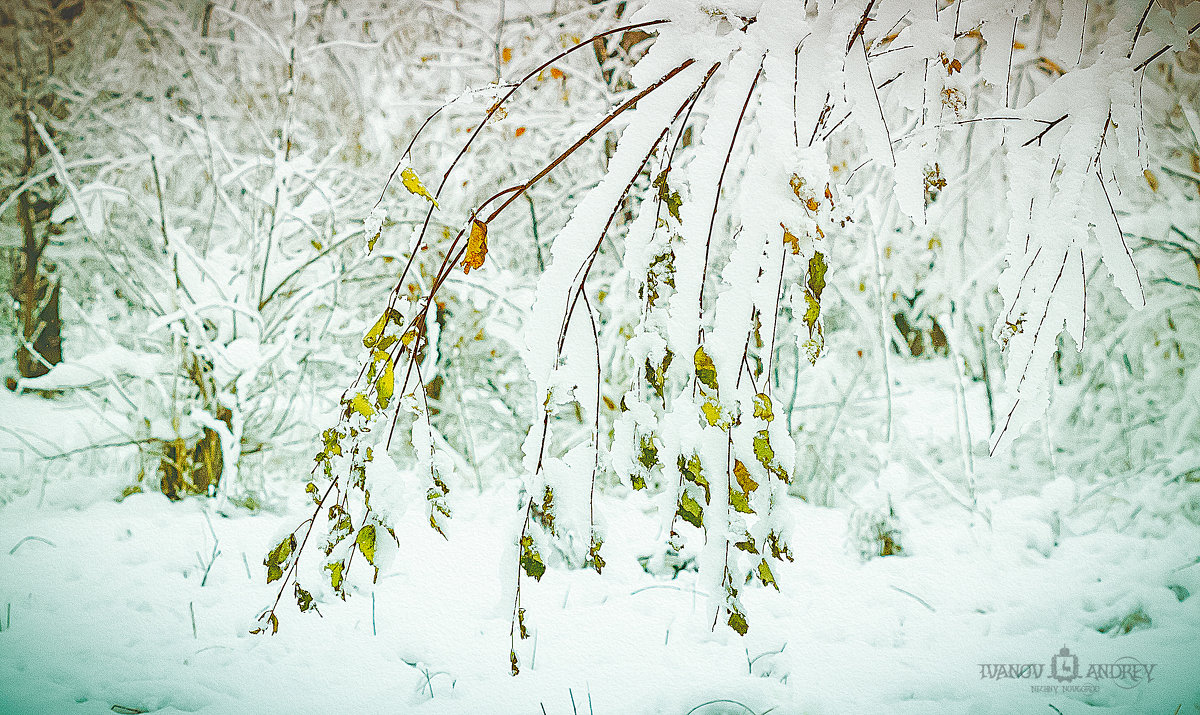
[[4, 0, 1200, 712], [2, 475, 1197, 714], [2, 366, 1198, 714]]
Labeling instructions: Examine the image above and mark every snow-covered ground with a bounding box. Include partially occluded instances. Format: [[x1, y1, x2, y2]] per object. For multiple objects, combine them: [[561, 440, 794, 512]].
[[1, 472, 1197, 713], [1, 369, 1198, 714]]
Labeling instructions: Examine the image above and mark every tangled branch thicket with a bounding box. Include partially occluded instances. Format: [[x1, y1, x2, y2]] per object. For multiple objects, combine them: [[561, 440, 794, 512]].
[[2, 0, 1198, 679], [251, 0, 1200, 673]]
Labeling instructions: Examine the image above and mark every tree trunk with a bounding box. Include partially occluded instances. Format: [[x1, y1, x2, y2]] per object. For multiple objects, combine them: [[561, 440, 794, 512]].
[[9, 21, 63, 382]]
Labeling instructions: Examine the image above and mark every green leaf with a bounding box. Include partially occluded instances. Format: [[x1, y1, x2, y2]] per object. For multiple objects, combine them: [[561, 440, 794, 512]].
[[757, 559, 779, 590], [644, 350, 673, 396], [802, 335, 823, 365], [589, 535, 605, 575], [753, 430, 775, 469], [637, 435, 658, 470], [727, 610, 749, 636], [677, 454, 710, 504], [265, 534, 296, 582], [519, 535, 546, 581], [356, 524, 377, 565], [320, 428, 343, 458], [734, 535, 758, 553], [751, 430, 790, 483], [767, 531, 795, 562], [677, 491, 704, 528], [534, 485, 557, 536], [694, 346, 718, 391], [644, 358, 664, 397], [807, 251, 827, 302], [270, 535, 296, 565], [753, 393, 774, 422], [652, 170, 682, 222], [803, 252, 827, 345], [645, 255, 676, 308], [804, 294, 821, 330], [730, 488, 754, 514], [330, 507, 352, 536], [295, 583, 316, 612]]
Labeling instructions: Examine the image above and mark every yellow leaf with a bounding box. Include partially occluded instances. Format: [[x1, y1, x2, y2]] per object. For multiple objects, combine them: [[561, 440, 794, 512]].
[[356, 524, 377, 564], [728, 610, 748, 636], [694, 346, 718, 391], [376, 358, 394, 409], [1036, 57, 1065, 76], [1143, 169, 1159, 193], [730, 488, 754, 514], [401, 167, 439, 208], [462, 219, 488, 274], [789, 173, 805, 196], [363, 312, 389, 348], [753, 393, 774, 422], [349, 393, 375, 418], [733, 459, 758, 494], [757, 559, 779, 590], [782, 225, 800, 255]]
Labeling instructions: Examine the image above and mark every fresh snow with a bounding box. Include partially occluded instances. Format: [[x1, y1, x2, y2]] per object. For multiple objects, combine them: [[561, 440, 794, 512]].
[[1, 369, 1196, 714]]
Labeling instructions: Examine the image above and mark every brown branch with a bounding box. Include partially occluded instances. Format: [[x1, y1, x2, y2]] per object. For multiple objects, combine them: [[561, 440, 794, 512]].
[[383, 20, 672, 303], [255, 479, 337, 633], [847, 0, 878, 54], [1133, 21, 1200, 71], [1021, 113, 1068, 147], [1129, 0, 1154, 58], [485, 58, 698, 223]]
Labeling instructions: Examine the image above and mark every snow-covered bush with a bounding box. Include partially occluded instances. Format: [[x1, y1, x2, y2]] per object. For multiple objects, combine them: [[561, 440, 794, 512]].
[[1041, 41, 1200, 522], [2, 0, 626, 504], [12, 0, 408, 503], [211, 0, 1199, 667]]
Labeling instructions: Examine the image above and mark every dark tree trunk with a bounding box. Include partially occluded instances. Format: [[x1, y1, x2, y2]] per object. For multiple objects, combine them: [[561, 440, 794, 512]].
[[8, 9, 65, 383]]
